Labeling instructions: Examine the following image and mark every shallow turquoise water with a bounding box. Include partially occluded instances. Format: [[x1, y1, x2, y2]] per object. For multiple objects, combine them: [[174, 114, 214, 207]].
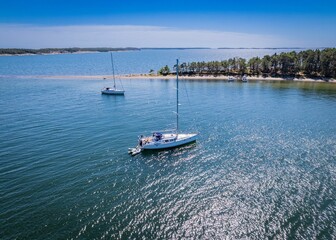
[[1, 51, 336, 239]]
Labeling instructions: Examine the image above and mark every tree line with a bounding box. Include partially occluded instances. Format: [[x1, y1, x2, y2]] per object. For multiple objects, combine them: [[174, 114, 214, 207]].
[[0, 47, 140, 55], [158, 48, 336, 78]]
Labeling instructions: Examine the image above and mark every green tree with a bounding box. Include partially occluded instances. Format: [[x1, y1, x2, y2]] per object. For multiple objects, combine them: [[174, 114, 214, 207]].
[[248, 57, 261, 75], [158, 65, 170, 75], [261, 55, 271, 75], [320, 48, 336, 77], [237, 58, 247, 74]]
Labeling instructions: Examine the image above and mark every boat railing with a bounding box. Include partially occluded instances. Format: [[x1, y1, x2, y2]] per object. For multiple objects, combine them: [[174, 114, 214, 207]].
[[151, 129, 177, 134]]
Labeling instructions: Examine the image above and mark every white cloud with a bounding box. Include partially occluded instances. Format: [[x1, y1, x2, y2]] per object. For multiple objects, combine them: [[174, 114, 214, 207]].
[[0, 24, 290, 48]]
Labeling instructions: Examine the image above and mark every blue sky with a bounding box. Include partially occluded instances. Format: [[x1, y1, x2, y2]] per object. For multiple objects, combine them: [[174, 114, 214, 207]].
[[1, 0, 335, 48]]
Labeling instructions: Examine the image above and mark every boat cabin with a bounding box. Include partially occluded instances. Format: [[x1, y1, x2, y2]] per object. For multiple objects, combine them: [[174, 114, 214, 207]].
[[153, 132, 163, 141]]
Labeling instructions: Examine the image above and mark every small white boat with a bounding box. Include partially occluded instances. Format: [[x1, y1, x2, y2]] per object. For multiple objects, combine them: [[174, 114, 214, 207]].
[[128, 147, 142, 156], [101, 87, 125, 95], [102, 53, 125, 95], [228, 76, 235, 82], [130, 59, 198, 153], [242, 75, 248, 82]]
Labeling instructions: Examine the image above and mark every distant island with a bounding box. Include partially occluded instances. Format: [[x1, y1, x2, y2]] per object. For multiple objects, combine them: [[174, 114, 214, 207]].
[[0, 47, 140, 55], [217, 47, 306, 50], [0, 47, 313, 56], [157, 48, 336, 79], [141, 47, 211, 50]]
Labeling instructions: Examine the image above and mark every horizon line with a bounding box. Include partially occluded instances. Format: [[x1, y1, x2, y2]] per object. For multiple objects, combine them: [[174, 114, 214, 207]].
[[0, 47, 332, 50]]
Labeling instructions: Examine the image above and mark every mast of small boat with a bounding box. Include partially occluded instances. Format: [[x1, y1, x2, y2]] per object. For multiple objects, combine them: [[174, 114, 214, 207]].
[[176, 59, 179, 133], [110, 52, 116, 89]]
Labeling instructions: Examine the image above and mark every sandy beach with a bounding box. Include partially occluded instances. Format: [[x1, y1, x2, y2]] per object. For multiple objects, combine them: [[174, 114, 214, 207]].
[[3, 74, 335, 83], [119, 74, 336, 83]]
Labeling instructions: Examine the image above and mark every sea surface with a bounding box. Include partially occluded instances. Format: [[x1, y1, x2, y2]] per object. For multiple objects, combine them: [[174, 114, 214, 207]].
[[1, 49, 336, 239]]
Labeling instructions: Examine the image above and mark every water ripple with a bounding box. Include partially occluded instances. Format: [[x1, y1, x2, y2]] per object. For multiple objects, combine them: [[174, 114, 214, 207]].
[[0, 76, 335, 239]]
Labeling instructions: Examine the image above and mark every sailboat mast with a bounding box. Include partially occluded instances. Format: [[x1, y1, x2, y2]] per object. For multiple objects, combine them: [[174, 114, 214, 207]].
[[176, 59, 179, 132], [110, 52, 116, 88]]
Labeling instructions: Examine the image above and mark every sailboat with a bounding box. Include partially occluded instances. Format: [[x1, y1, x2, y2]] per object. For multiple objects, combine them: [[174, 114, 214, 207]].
[[101, 52, 125, 95], [129, 59, 198, 156]]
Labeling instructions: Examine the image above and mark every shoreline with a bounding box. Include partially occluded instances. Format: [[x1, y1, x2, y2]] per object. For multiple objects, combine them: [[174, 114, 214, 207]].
[[119, 74, 336, 83], [1, 74, 335, 83]]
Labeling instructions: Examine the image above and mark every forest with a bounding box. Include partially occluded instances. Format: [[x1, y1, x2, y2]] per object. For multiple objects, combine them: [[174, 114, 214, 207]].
[[0, 47, 140, 55], [158, 48, 336, 78]]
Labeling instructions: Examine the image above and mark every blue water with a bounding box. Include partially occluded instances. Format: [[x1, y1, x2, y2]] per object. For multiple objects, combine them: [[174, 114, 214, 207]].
[[1, 50, 336, 239], [0, 48, 302, 76]]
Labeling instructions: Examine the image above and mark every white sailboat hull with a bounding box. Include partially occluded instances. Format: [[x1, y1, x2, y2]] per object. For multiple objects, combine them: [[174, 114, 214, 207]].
[[141, 133, 197, 150], [101, 89, 125, 95]]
